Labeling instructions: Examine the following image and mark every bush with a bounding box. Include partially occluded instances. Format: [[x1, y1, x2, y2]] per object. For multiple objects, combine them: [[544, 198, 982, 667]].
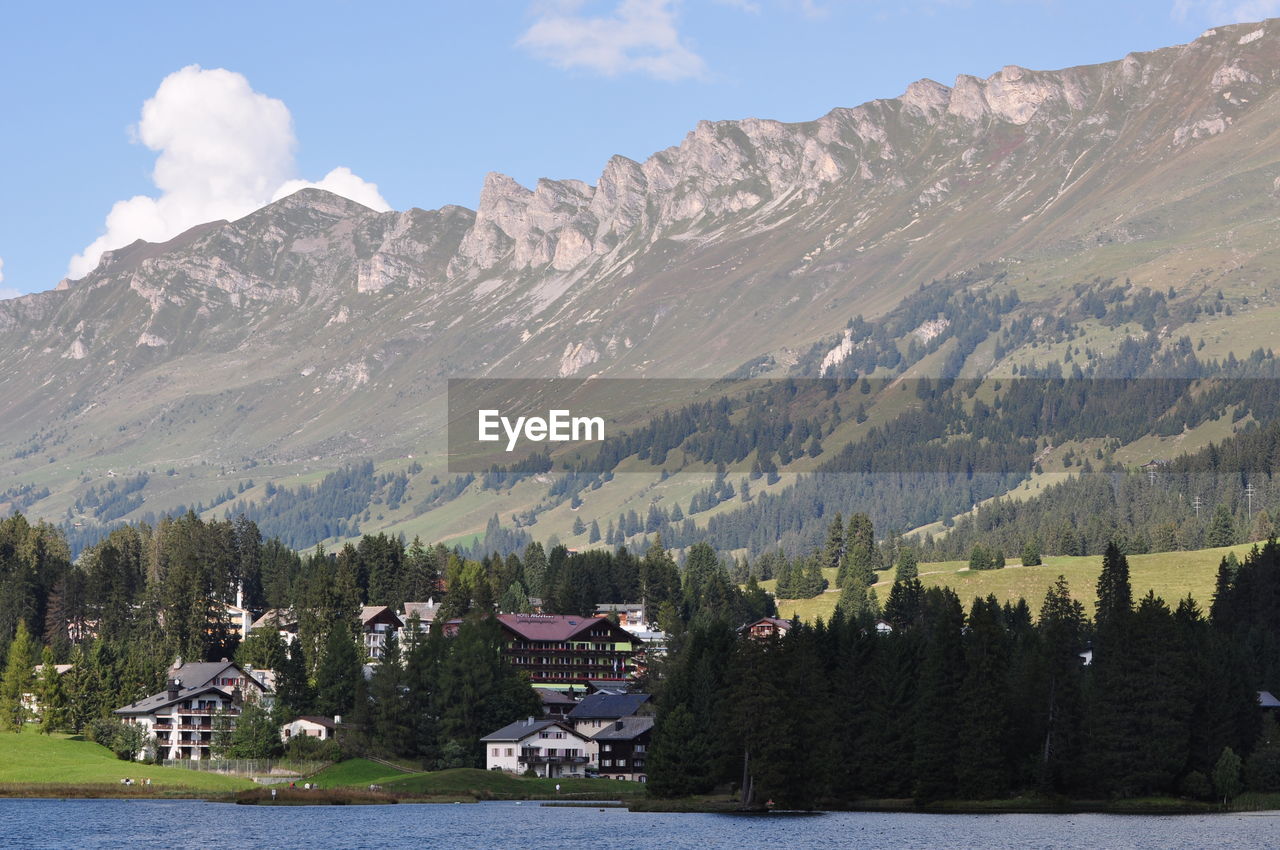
[[1245, 745, 1280, 792], [1179, 770, 1212, 801], [86, 717, 144, 761], [284, 734, 343, 764]]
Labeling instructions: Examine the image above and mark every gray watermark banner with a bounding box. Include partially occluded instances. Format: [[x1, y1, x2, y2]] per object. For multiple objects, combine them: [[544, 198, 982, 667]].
[[446, 376, 1273, 475]]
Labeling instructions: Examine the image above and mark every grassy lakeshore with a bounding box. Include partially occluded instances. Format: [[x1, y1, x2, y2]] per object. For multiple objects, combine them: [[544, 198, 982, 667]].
[[0, 731, 253, 793]]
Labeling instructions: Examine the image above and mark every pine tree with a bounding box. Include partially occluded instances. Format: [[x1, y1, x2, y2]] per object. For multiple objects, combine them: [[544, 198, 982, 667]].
[[1020, 537, 1043, 567], [894, 548, 919, 583], [588, 520, 601, 544], [0, 621, 36, 731], [314, 628, 362, 719], [36, 646, 69, 734], [912, 589, 965, 801], [956, 596, 1011, 798]]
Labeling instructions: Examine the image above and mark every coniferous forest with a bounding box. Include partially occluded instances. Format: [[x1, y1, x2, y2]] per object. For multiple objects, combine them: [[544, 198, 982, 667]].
[[648, 541, 1280, 806]]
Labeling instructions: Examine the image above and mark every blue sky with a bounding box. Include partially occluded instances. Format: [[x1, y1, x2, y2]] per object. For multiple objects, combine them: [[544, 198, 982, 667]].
[[0, 0, 1272, 297]]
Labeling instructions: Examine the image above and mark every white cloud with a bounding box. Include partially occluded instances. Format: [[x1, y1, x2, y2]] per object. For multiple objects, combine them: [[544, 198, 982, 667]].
[[271, 166, 390, 210], [518, 0, 707, 81], [69, 65, 389, 279], [1172, 0, 1280, 22]]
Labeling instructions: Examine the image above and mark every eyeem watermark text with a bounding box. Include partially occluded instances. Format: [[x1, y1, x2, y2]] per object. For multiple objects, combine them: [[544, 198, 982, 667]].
[[477, 409, 605, 452]]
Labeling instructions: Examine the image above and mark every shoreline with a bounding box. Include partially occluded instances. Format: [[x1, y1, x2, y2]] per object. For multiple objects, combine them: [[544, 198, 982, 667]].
[[5, 785, 1278, 815]]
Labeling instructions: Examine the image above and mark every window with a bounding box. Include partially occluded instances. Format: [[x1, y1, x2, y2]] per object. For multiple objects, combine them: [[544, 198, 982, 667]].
[[635, 744, 646, 753], [602, 744, 612, 752], [491, 748, 499, 757], [602, 759, 612, 767], [505, 748, 513, 757]]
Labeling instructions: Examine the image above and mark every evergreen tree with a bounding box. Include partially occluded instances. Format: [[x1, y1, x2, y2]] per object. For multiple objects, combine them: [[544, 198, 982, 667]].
[[314, 628, 362, 719], [912, 589, 965, 801], [0, 621, 36, 731], [1207, 505, 1237, 548], [36, 646, 69, 733], [1021, 537, 1043, 567], [956, 596, 1012, 798], [894, 548, 919, 583]]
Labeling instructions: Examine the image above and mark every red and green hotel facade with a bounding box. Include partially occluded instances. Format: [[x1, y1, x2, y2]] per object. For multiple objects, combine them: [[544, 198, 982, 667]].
[[446, 613, 642, 691]]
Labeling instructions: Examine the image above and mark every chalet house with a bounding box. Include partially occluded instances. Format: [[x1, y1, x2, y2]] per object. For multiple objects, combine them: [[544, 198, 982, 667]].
[[113, 660, 268, 761], [594, 603, 648, 629], [281, 715, 340, 743], [446, 613, 642, 689], [399, 600, 440, 645], [360, 605, 405, 661], [481, 717, 592, 779], [251, 608, 299, 645], [738, 617, 794, 641], [591, 716, 654, 782], [567, 692, 651, 767], [539, 688, 579, 719]]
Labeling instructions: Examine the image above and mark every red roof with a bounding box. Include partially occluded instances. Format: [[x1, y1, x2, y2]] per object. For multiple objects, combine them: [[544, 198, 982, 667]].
[[497, 613, 635, 643]]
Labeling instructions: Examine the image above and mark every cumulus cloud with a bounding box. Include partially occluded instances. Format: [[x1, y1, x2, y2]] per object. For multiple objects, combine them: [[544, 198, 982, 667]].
[[271, 166, 390, 210], [69, 65, 389, 279], [518, 0, 707, 81], [1172, 0, 1280, 22]]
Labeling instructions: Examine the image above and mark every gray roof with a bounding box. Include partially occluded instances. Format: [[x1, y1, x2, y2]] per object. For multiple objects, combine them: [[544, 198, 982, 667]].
[[480, 718, 574, 742], [114, 683, 234, 716], [165, 660, 240, 689], [567, 692, 650, 720], [590, 715, 654, 742], [538, 689, 578, 705], [1260, 690, 1280, 708]]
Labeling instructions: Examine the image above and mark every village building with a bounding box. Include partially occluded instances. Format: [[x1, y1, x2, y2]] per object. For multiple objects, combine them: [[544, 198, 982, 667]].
[[481, 717, 591, 778], [591, 716, 654, 782], [399, 600, 440, 645], [281, 715, 340, 743], [445, 613, 642, 690], [250, 608, 299, 645], [567, 692, 651, 768], [539, 688, 579, 719], [113, 660, 269, 761], [360, 605, 404, 661], [738, 616, 794, 641]]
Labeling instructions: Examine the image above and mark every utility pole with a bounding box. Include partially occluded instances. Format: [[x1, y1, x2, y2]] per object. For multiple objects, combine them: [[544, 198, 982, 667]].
[[1193, 495, 1202, 520], [1246, 482, 1256, 519]]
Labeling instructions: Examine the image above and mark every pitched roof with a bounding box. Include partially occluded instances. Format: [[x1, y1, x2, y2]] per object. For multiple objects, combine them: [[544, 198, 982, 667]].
[[1260, 690, 1280, 708], [480, 718, 576, 742], [361, 605, 404, 628], [402, 601, 440, 622], [567, 692, 651, 720], [289, 715, 338, 729], [497, 613, 638, 644], [538, 689, 578, 706], [114, 683, 235, 716], [738, 617, 793, 633], [165, 660, 244, 689], [251, 608, 298, 631], [590, 715, 654, 742]]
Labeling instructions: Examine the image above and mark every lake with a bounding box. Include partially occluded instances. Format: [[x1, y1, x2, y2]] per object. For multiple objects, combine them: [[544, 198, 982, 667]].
[[2, 799, 1277, 849]]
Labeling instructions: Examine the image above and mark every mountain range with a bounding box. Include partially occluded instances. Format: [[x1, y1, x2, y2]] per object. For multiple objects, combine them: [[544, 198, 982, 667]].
[[3, 18, 1280, 552]]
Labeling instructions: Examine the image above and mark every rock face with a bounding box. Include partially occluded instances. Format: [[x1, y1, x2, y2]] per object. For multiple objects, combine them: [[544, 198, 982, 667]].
[[4, 18, 1280, 517]]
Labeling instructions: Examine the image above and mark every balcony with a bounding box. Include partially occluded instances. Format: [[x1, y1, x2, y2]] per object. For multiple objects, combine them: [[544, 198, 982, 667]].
[[519, 752, 589, 766]]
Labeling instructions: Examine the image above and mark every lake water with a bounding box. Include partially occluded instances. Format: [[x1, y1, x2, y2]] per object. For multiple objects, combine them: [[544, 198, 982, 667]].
[[1, 799, 1277, 849]]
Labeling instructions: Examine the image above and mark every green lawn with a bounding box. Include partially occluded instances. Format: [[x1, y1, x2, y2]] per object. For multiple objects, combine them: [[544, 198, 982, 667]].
[[381, 767, 645, 799], [308, 758, 417, 789], [311, 761, 646, 799], [773, 542, 1259, 624], [0, 731, 253, 790]]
